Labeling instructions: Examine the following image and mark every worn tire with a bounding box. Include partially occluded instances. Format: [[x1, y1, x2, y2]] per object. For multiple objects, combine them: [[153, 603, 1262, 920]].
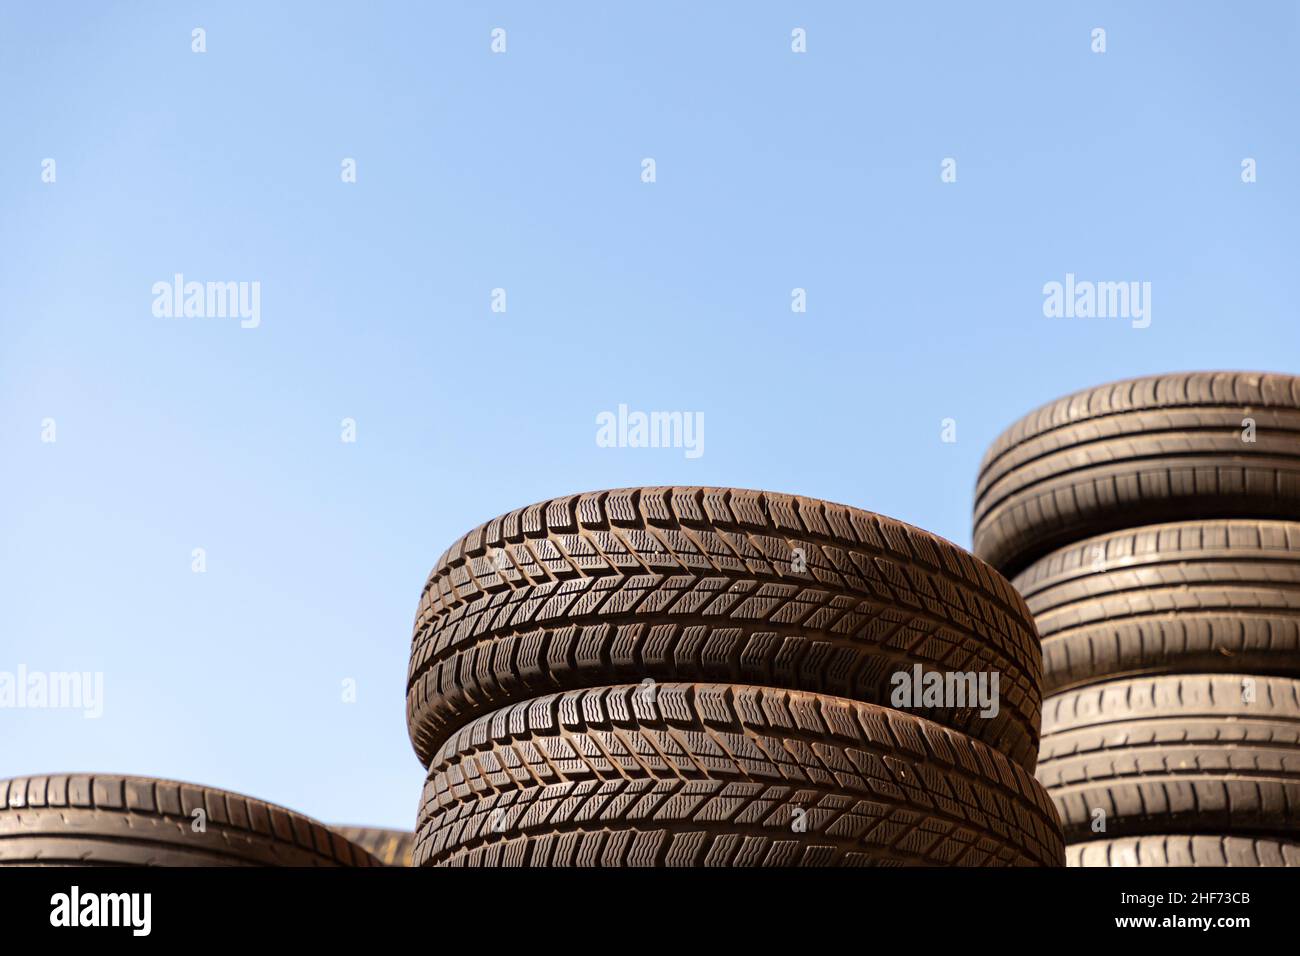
[[413, 683, 1065, 867], [330, 825, 415, 866], [408, 487, 1043, 771], [973, 371, 1300, 576], [1037, 674, 1300, 844], [0, 774, 379, 866], [1014, 519, 1300, 694], [1068, 835, 1300, 867]]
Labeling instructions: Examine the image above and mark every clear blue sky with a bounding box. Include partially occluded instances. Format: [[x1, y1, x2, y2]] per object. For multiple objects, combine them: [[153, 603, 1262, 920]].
[[2, 2, 1296, 829]]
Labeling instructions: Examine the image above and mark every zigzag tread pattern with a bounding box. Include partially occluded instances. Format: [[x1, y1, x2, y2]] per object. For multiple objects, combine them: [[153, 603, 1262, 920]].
[[407, 576, 1041, 771], [406, 487, 1041, 769], [413, 683, 1064, 868]]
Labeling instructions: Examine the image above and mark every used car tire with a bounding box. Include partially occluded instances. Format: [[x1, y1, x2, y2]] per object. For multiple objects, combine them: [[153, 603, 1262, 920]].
[[408, 486, 1043, 771], [973, 371, 1300, 576], [1037, 674, 1300, 843], [1014, 519, 1300, 694], [0, 774, 379, 866], [1067, 835, 1300, 867], [330, 825, 415, 866], [413, 682, 1065, 867]]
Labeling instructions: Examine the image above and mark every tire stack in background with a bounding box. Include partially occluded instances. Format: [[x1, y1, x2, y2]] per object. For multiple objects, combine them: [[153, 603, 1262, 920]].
[[405, 486, 1065, 866], [974, 371, 1300, 867], [0, 774, 380, 866], [330, 825, 416, 866]]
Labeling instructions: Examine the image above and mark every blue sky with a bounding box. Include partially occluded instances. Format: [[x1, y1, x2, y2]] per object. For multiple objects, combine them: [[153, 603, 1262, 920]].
[[1, 2, 1296, 829]]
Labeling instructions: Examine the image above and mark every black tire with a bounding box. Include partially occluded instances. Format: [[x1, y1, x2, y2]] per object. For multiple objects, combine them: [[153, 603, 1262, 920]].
[[1014, 519, 1300, 694], [408, 486, 1043, 771], [1067, 835, 1300, 867], [973, 371, 1300, 576], [0, 774, 379, 866], [413, 683, 1065, 867], [330, 825, 415, 866], [1037, 674, 1300, 844]]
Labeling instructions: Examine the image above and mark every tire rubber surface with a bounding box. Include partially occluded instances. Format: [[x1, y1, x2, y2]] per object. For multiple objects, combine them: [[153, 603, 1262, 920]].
[[1014, 519, 1300, 694], [0, 774, 379, 866], [414, 682, 1065, 867], [1038, 674, 1300, 844], [330, 825, 415, 866], [974, 371, 1300, 576], [408, 486, 1042, 770], [1067, 834, 1300, 867]]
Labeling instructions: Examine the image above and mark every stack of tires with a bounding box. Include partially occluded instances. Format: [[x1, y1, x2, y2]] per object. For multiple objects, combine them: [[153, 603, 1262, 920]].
[[974, 371, 1300, 867], [405, 486, 1065, 866], [330, 825, 416, 866]]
